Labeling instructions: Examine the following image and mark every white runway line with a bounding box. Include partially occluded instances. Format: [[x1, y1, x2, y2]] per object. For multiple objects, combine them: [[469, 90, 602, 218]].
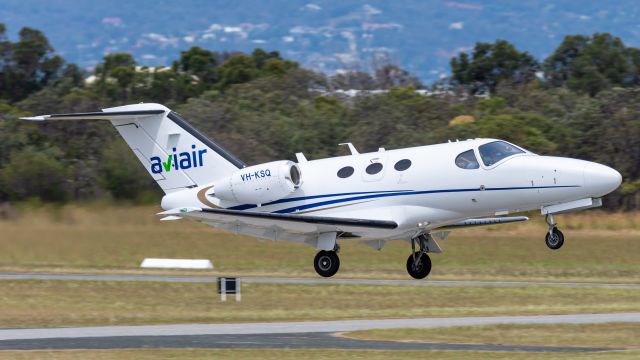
[[1, 313, 639, 341]]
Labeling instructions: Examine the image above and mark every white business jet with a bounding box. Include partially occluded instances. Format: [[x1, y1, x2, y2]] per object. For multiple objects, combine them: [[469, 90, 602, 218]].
[[23, 103, 622, 279]]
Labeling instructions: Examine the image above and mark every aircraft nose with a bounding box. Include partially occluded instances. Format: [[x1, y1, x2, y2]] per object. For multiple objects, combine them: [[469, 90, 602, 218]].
[[583, 162, 622, 197]]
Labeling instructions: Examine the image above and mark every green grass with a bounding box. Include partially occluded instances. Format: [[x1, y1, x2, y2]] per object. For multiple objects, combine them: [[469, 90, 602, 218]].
[[0, 205, 639, 282], [1, 280, 639, 328], [0, 349, 638, 360], [344, 323, 640, 348]]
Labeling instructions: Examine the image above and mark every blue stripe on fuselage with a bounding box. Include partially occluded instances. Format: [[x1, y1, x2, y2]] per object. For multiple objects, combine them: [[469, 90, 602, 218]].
[[270, 185, 581, 214], [227, 189, 413, 210]]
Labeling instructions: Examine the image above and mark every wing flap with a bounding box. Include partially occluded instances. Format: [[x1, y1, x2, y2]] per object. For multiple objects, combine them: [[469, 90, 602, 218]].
[[159, 207, 398, 232], [436, 216, 529, 230]]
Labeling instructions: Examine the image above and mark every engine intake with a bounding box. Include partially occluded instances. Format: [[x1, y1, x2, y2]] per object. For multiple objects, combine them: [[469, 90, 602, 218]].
[[215, 160, 301, 205]]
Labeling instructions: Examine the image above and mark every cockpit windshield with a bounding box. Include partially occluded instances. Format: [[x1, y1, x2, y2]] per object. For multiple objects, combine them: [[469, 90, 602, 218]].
[[478, 141, 524, 166], [455, 149, 480, 169]]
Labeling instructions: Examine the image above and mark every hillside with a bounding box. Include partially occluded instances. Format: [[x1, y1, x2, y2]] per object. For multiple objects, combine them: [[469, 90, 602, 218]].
[[3, 1, 640, 82]]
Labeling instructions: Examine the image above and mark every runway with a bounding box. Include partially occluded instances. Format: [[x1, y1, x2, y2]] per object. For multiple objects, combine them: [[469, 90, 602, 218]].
[[0, 332, 620, 352], [2, 272, 639, 288], [0, 313, 638, 352]]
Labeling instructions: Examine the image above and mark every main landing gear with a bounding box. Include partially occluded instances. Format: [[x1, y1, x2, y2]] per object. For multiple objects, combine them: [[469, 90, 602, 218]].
[[545, 213, 565, 250], [314, 245, 340, 277], [406, 234, 432, 279]]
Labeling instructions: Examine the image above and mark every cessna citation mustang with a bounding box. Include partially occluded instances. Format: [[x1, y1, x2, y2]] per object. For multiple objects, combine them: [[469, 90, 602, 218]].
[[23, 103, 622, 279]]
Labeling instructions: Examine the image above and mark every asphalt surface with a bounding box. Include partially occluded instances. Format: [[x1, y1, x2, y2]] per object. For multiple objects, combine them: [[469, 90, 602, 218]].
[[0, 313, 638, 352], [0, 332, 619, 352], [2, 272, 639, 288]]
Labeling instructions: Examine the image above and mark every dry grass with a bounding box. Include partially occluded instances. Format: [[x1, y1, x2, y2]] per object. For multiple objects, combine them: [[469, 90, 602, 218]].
[[0, 280, 639, 328], [1, 205, 639, 359], [1, 349, 639, 360], [345, 323, 640, 349], [0, 205, 638, 282]]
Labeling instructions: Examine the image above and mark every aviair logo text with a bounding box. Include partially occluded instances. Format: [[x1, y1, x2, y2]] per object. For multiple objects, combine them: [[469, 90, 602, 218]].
[[150, 145, 207, 174]]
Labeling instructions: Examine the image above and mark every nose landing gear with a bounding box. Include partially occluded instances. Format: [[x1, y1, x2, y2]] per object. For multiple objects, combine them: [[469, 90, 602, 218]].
[[545, 213, 565, 250], [406, 234, 433, 279]]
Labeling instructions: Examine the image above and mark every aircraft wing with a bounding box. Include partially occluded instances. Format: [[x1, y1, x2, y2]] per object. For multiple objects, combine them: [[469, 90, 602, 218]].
[[159, 207, 398, 238], [435, 216, 529, 230]]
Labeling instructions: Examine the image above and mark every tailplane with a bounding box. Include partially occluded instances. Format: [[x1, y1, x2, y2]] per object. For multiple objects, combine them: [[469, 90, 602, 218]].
[[22, 103, 245, 193]]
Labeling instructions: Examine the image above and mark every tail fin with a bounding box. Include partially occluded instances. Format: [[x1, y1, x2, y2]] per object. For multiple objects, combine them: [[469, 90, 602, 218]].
[[22, 103, 245, 193]]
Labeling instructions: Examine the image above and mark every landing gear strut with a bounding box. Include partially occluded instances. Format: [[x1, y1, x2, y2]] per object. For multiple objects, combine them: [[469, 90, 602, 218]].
[[545, 213, 564, 250], [406, 234, 432, 279], [314, 246, 340, 277]]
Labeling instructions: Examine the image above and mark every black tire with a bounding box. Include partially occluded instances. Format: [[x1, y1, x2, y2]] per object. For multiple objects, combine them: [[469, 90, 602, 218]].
[[406, 252, 432, 279], [545, 228, 565, 250], [314, 250, 340, 277]]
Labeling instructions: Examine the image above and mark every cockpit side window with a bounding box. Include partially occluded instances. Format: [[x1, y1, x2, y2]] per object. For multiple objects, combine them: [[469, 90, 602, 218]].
[[455, 149, 480, 169], [478, 141, 524, 166]]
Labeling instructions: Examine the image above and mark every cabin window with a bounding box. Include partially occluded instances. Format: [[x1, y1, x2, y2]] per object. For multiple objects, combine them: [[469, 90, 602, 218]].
[[365, 162, 383, 175], [394, 159, 412, 171], [455, 150, 480, 169], [337, 166, 355, 178], [479, 141, 524, 166]]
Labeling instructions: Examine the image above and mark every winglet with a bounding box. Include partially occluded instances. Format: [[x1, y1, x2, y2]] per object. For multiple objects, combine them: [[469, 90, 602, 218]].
[[20, 116, 48, 121], [160, 215, 183, 221]]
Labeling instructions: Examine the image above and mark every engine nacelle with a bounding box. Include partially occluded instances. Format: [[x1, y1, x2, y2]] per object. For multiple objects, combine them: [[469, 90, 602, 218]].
[[215, 160, 302, 205]]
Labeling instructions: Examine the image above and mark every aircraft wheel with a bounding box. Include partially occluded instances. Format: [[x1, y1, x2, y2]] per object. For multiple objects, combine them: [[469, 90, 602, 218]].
[[406, 252, 432, 279], [545, 227, 564, 250], [314, 250, 340, 277]]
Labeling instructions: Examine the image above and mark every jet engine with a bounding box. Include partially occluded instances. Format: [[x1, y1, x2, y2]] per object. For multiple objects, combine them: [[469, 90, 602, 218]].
[[214, 160, 302, 205]]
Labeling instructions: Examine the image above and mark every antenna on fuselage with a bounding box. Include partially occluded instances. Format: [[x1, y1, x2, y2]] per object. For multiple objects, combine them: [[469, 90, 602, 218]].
[[339, 143, 359, 155]]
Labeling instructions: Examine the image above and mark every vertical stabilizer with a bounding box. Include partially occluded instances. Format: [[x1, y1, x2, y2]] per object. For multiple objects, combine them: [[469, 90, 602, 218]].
[[22, 103, 245, 193]]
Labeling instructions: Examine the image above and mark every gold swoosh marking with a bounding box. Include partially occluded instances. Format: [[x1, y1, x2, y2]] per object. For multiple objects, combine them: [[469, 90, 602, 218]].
[[196, 185, 219, 208], [294, 200, 374, 214]]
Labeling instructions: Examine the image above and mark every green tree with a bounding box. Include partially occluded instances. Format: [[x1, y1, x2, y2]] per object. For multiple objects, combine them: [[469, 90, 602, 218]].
[[217, 54, 258, 89], [451, 40, 540, 94], [177, 46, 218, 85], [0, 147, 69, 202], [347, 86, 452, 151], [544, 33, 640, 96], [0, 26, 64, 102], [101, 141, 157, 200], [95, 53, 136, 101]]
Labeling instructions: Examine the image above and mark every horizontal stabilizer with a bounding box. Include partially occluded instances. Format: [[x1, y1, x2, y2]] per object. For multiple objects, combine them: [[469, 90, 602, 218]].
[[21, 109, 166, 121]]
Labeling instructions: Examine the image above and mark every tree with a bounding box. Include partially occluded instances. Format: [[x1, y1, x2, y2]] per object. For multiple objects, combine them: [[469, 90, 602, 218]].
[[0, 147, 69, 202], [177, 46, 218, 85], [0, 26, 64, 102], [450, 40, 540, 94], [0, 24, 11, 95], [544, 33, 640, 96], [94, 53, 136, 100], [101, 141, 157, 200], [217, 54, 258, 89]]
